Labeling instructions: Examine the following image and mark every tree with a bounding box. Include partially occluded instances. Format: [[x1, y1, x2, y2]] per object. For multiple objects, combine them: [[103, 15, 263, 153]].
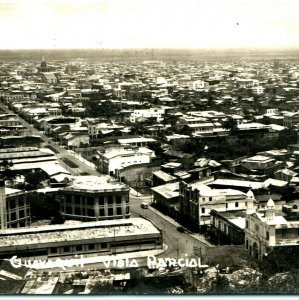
[[0, 160, 13, 179], [24, 170, 48, 190], [28, 192, 63, 223], [222, 117, 238, 134], [276, 127, 298, 148]]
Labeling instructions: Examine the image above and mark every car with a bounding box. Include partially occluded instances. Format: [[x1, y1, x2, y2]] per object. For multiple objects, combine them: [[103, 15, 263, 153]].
[[177, 226, 186, 233], [140, 202, 149, 209]]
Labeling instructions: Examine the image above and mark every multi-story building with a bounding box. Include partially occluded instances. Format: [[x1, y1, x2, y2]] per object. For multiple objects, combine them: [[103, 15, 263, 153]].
[[129, 108, 165, 123], [87, 120, 124, 139], [0, 180, 31, 230], [283, 111, 299, 127], [252, 86, 264, 95], [179, 181, 248, 231], [96, 145, 155, 176], [59, 176, 130, 221]]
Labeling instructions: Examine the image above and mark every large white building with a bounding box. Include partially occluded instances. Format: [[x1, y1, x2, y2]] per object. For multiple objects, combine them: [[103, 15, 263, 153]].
[[130, 109, 165, 123], [96, 146, 156, 176]]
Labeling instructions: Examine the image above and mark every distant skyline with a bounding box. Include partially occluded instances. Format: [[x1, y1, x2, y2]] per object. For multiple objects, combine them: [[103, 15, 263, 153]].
[[0, 0, 299, 50]]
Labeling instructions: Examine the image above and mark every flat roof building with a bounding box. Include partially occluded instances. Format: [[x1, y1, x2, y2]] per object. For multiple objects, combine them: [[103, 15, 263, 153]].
[[60, 176, 130, 222], [0, 218, 163, 260]]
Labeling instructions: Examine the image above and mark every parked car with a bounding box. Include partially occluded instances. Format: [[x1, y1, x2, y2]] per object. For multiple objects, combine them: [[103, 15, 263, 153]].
[[140, 202, 149, 209], [177, 226, 186, 233]]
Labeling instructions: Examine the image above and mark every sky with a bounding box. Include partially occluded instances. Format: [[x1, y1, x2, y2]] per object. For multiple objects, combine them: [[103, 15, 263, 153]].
[[0, 0, 298, 49]]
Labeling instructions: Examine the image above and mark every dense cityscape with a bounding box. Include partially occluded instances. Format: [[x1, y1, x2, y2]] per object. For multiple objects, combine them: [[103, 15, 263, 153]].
[[0, 49, 298, 294]]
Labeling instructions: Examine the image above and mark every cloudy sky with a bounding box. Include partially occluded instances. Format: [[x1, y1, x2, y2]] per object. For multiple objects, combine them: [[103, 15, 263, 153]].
[[0, 0, 298, 49]]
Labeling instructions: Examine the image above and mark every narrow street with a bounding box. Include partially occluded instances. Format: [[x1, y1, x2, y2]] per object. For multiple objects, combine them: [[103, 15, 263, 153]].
[[129, 193, 212, 261], [0, 102, 100, 176]]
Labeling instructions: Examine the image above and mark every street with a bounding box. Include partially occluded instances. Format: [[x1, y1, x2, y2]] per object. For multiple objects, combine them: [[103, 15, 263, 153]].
[[129, 193, 211, 260], [0, 102, 100, 176]]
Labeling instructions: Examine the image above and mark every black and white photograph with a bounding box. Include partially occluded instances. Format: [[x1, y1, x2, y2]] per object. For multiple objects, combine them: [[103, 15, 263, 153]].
[[0, 0, 298, 295]]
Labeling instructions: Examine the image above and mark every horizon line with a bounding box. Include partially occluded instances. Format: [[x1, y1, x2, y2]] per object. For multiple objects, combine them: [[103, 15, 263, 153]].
[[1, 47, 299, 51]]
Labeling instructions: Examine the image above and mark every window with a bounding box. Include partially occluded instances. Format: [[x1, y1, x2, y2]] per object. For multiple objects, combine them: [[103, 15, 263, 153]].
[[201, 208, 205, 214], [108, 196, 113, 205], [99, 197, 105, 206], [50, 247, 57, 254], [202, 197, 205, 202], [246, 220, 249, 229], [66, 206, 72, 214], [209, 197, 212, 202], [18, 198, 24, 206], [101, 243, 107, 249], [226, 203, 228, 209], [63, 246, 70, 253], [108, 207, 114, 216], [116, 207, 122, 215], [126, 206, 130, 214], [87, 197, 94, 206], [99, 208, 105, 216], [9, 199, 16, 209], [255, 224, 259, 233], [19, 210, 25, 219], [246, 240, 249, 249], [75, 207, 81, 215], [74, 196, 81, 205], [76, 245, 83, 252], [87, 209, 95, 217], [266, 231, 269, 240], [10, 212, 16, 221], [88, 244, 95, 250], [126, 197, 129, 203], [65, 195, 72, 204], [116, 195, 122, 204]]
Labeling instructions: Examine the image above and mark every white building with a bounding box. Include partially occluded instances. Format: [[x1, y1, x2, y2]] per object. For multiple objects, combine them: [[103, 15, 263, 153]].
[[97, 146, 156, 176], [245, 196, 299, 259], [252, 86, 264, 95], [192, 80, 205, 91], [130, 109, 165, 123]]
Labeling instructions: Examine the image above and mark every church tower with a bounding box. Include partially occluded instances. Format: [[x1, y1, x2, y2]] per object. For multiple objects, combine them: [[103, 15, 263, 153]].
[[39, 57, 49, 72], [265, 195, 275, 221], [246, 188, 256, 214]]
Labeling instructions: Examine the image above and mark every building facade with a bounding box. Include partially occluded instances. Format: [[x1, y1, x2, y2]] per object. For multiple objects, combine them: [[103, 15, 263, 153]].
[[0, 218, 163, 260], [0, 180, 31, 230], [59, 176, 130, 221], [179, 181, 248, 231], [245, 196, 299, 260]]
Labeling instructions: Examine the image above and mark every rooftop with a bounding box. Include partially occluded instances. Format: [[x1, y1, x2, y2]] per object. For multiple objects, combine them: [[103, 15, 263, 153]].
[[64, 175, 129, 192], [152, 170, 176, 182], [152, 182, 180, 199], [118, 137, 156, 144], [0, 218, 159, 248]]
